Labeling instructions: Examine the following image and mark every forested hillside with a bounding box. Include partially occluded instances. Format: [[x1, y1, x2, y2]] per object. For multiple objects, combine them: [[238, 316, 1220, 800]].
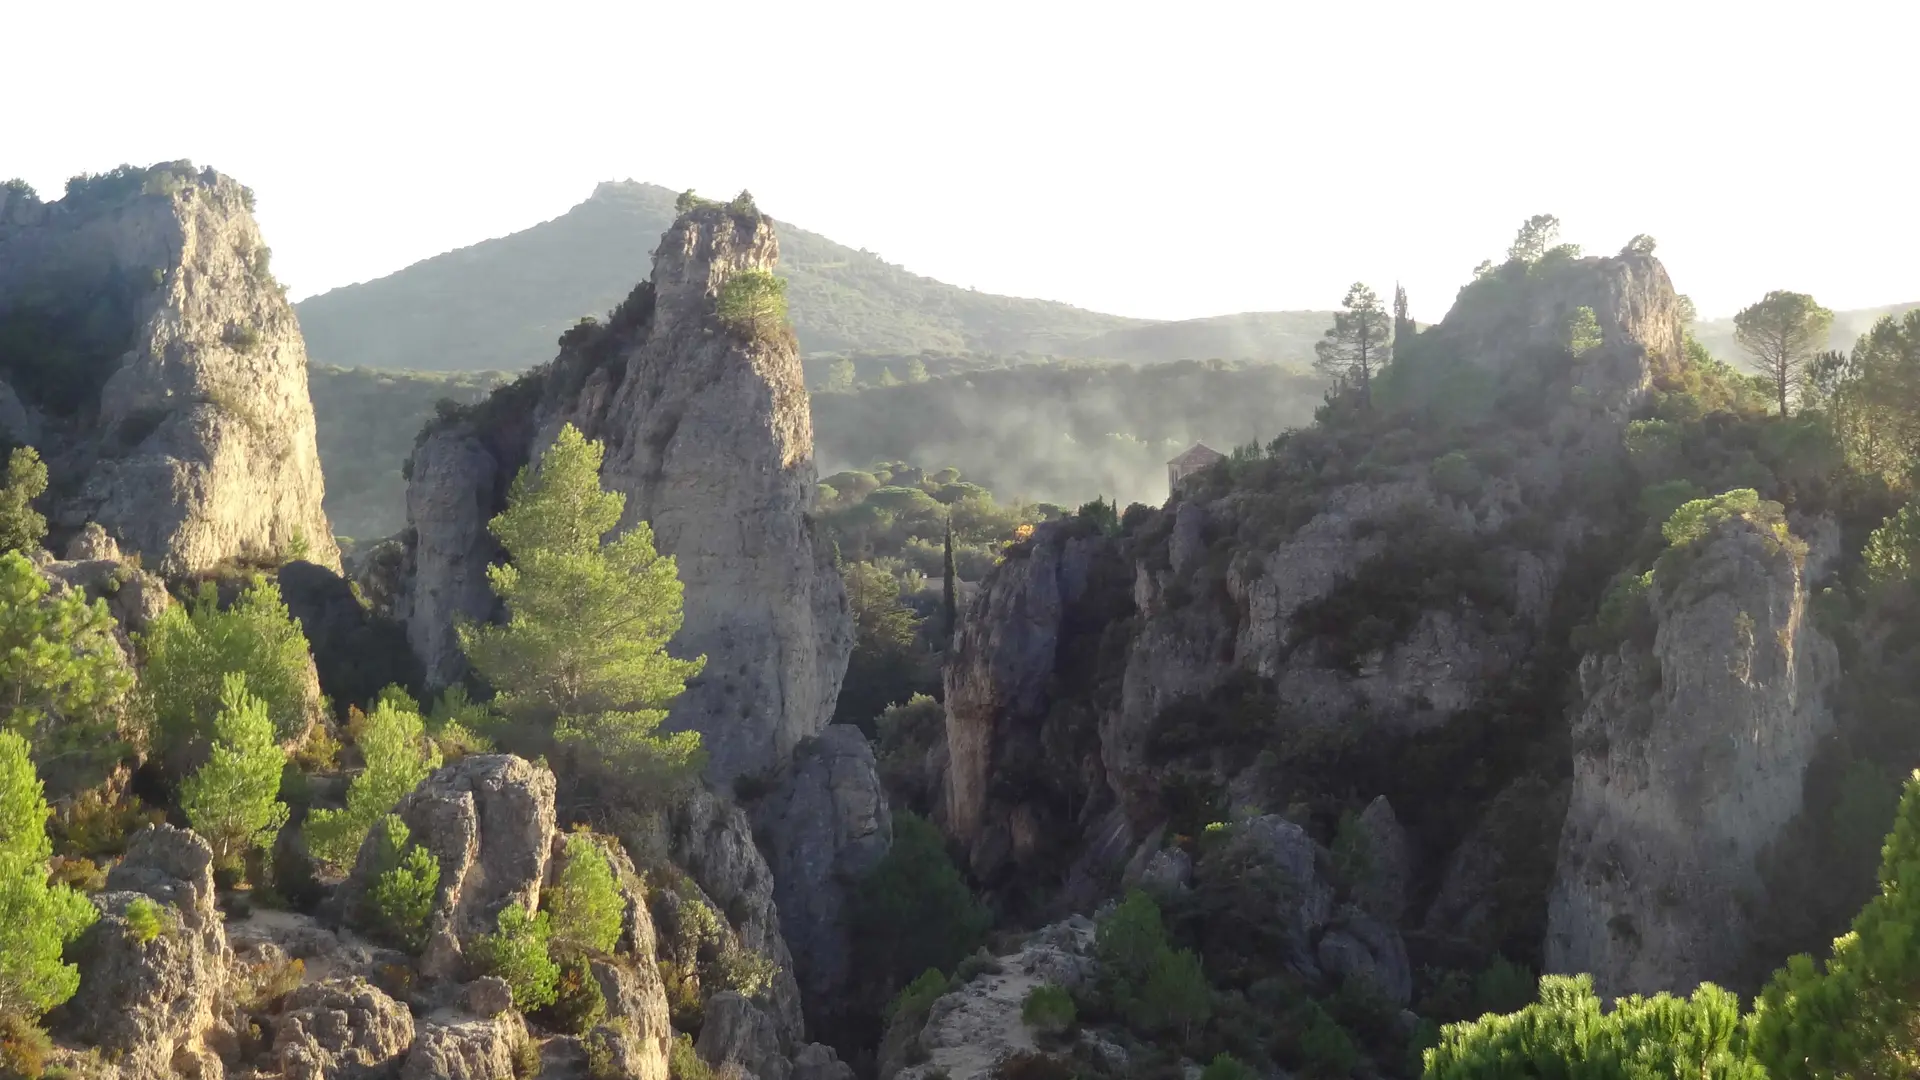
[[293, 181, 1330, 372], [308, 365, 510, 543], [811, 360, 1329, 507], [311, 357, 1328, 543]]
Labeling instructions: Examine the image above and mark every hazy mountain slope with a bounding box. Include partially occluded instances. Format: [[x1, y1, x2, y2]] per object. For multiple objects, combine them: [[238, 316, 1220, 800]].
[[1692, 300, 1920, 362], [295, 181, 1146, 370], [308, 365, 510, 542], [295, 181, 1334, 372], [1058, 310, 1332, 365]]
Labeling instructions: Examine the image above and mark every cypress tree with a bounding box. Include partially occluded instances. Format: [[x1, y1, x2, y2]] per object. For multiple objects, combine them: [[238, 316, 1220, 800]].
[[942, 516, 958, 638], [1393, 283, 1416, 360]]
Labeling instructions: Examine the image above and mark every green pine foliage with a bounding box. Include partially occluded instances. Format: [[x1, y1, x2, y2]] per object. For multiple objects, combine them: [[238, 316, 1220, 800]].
[[472, 903, 560, 1011], [1427, 772, 1920, 1079], [1748, 769, 1920, 1079], [1021, 983, 1077, 1036], [1094, 890, 1213, 1038], [1863, 504, 1920, 586], [305, 698, 441, 871], [1199, 1053, 1256, 1080], [367, 816, 439, 952], [0, 552, 135, 763], [1423, 974, 1761, 1080], [0, 448, 48, 554], [545, 833, 624, 959], [122, 896, 168, 945], [854, 812, 989, 999], [0, 730, 98, 1017], [716, 268, 789, 342], [459, 424, 705, 789], [1568, 305, 1603, 356], [178, 674, 289, 877], [137, 579, 317, 759]]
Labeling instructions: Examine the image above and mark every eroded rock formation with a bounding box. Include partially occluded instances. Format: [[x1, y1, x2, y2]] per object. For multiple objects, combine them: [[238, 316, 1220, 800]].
[[396, 201, 849, 787], [1546, 507, 1837, 996], [940, 252, 1685, 913], [0, 163, 336, 573]]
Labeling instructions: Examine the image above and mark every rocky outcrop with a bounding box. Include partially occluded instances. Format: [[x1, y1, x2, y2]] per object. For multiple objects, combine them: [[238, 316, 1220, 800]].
[[1547, 507, 1837, 997], [341, 754, 557, 977], [401, 1012, 528, 1080], [0, 162, 337, 573], [61, 825, 232, 1080], [936, 251, 1685, 921], [757, 726, 892, 1039], [397, 201, 849, 786], [656, 788, 804, 1043], [698, 991, 790, 1080], [882, 917, 1098, 1080], [272, 977, 415, 1080]]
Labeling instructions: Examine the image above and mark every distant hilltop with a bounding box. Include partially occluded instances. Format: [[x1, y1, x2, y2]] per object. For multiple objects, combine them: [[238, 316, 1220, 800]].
[[294, 180, 1335, 373]]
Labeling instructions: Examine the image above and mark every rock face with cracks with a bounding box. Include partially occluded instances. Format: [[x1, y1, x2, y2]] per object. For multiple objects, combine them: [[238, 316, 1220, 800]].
[[1547, 508, 1837, 997], [0, 163, 336, 573]]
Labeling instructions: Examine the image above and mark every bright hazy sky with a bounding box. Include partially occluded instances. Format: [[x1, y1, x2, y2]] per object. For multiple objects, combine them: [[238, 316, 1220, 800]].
[[6, 1, 1916, 324]]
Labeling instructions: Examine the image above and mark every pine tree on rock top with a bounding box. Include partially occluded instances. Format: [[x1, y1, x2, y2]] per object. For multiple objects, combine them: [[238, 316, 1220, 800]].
[[459, 423, 705, 790]]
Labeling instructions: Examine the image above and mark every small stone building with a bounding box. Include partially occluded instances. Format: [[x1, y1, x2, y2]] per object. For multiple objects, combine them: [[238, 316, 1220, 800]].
[[1167, 442, 1226, 490]]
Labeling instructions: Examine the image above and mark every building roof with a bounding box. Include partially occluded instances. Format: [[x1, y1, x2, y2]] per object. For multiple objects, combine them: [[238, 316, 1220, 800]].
[[1168, 443, 1227, 469]]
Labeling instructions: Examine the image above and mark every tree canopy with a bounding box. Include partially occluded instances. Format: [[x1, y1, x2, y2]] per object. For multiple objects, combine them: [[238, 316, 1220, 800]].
[[1314, 283, 1393, 409], [0, 730, 97, 1017], [459, 424, 704, 788], [1735, 290, 1834, 417]]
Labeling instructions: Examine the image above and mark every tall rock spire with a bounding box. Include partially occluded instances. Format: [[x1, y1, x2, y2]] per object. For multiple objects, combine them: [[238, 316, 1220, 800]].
[[399, 198, 851, 786], [0, 162, 338, 573]]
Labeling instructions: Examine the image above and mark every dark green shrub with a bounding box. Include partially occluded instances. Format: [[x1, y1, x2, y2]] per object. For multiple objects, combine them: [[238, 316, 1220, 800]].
[[536, 958, 606, 1036], [368, 817, 438, 952], [0, 448, 47, 554], [1199, 1053, 1255, 1080], [509, 1033, 542, 1078], [955, 950, 1004, 983], [668, 1034, 710, 1080], [889, 968, 951, 1023], [855, 814, 988, 999], [124, 897, 169, 945], [472, 904, 559, 1010], [546, 833, 624, 959], [1020, 983, 1076, 1036]]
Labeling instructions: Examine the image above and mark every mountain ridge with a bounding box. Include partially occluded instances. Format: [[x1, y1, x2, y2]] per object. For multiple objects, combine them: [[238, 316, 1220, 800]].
[[294, 181, 1335, 372]]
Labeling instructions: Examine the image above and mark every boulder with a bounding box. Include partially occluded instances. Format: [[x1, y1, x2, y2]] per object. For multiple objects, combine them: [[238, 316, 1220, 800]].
[[757, 725, 892, 1039], [1351, 795, 1412, 923], [697, 991, 790, 1080], [341, 755, 556, 977], [462, 977, 513, 1019], [1315, 907, 1412, 1006], [61, 825, 232, 1080], [272, 977, 415, 1080], [401, 1013, 528, 1080]]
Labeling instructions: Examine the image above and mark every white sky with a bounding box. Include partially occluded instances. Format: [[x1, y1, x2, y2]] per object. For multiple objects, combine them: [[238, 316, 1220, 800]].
[[5, 0, 1916, 324]]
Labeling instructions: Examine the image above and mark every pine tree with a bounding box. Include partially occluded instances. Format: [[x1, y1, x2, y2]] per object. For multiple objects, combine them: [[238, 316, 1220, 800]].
[[1734, 290, 1834, 416], [942, 517, 958, 639], [305, 697, 441, 870], [545, 833, 625, 959], [0, 448, 48, 554], [459, 424, 705, 787], [137, 578, 317, 762], [0, 552, 135, 763], [179, 673, 289, 877], [0, 730, 98, 1017], [1313, 283, 1393, 410], [1392, 283, 1415, 361], [716, 269, 788, 342]]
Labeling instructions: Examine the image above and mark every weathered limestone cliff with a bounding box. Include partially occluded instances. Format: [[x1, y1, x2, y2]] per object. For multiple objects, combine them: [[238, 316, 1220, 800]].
[[941, 253, 1685, 915], [1546, 506, 1837, 996], [397, 201, 849, 786], [0, 163, 337, 573]]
